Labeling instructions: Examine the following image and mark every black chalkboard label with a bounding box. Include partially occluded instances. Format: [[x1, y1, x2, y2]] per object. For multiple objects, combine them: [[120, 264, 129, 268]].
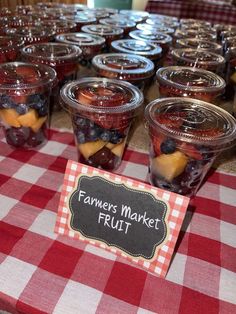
[[68, 174, 169, 260]]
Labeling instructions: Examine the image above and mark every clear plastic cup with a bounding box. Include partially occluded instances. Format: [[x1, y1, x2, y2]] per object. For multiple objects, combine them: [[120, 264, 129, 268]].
[[0, 36, 24, 63], [21, 43, 82, 111], [146, 18, 179, 30], [0, 62, 56, 148], [6, 26, 55, 45], [145, 97, 236, 197], [174, 29, 217, 42], [111, 13, 143, 24], [92, 53, 155, 90], [111, 39, 162, 67], [55, 32, 105, 61], [60, 77, 143, 170], [81, 24, 124, 47], [36, 19, 77, 35], [119, 10, 149, 22], [171, 48, 226, 74], [176, 38, 223, 55], [156, 66, 226, 103]]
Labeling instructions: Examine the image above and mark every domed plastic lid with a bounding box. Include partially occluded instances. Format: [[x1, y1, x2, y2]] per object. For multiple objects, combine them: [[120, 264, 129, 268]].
[[83, 9, 110, 19], [0, 15, 33, 27], [81, 24, 124, 36], [61, 13, 97, 24], [92, 53, 155, 80], [99, 17, 136, 29], [176, 38, 223, 54], [120, 10, 149, 19], [145, 97, 236, 149], [174, 29, 217, 41], [110, 13, 143, 23], [6, 26, 55, 40], [136, 23, 175, 35], [56, 32, 105, 47], [39, 19, 77, 32], [171, 48, 225, 67], [111, 39, 162, 60], [148, 14, 179, 22], [21, 43, 82, 61], [0, 35, 24, 50], [156, 66, 226, 92], [129, 30, 172, 45], [146, 18, 179, 29], [60, 77, 143, 114], [0, 62, 57, 91], [180, 18, 211, 27]]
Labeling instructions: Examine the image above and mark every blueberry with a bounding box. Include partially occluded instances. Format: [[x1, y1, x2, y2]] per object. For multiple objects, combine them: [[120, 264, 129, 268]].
[[160, 138, 176, 154], [28, 94, 48, 117], [100, 130, 111, 142], [5, 127, 29, 147], [76, 131, 86, 144], [110, 130, 122, 144], [28, 94, 42, 105], [150, 174, 180, 193], [74, 116, 88, 129], [196, 145, 214, 161], [15, 103, 28, 115], [185, 160, 202, 177], [88, 127, 100, 141], [0, 94, 15, 109]]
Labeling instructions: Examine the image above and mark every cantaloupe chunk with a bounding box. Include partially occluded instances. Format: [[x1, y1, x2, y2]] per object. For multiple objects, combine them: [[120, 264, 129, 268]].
[[152, 151, 188, 182], [31, 116, 47, 132], [111, 140, 126, 157], [78, 140, 107, 159], [230, 72, 236, 84], [0, 108, 21, 127], [17, 109, 38, 127], [106, 142, 116, 149]]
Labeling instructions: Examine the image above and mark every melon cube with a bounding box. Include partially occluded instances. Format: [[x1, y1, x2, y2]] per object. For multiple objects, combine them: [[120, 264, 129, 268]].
[[78, 140, 107, 159], [0, 108, 21, 127], [17, 109, 38, 127]]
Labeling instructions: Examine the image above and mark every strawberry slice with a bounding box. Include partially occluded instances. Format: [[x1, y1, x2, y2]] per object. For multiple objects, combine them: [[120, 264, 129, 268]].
[[15, 66, 39, 84], [156, 112, 187, 129], [189, 128, 223, 137], [180, 142, 203, 160]]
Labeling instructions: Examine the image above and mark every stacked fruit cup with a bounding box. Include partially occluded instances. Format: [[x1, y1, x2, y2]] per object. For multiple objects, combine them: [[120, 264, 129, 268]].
[[144, 97, 236, 197], [0, 62, 57, 148], [60, 77, 143, 171], [0, 36, 24, 63], [21, 43, 82, 112]]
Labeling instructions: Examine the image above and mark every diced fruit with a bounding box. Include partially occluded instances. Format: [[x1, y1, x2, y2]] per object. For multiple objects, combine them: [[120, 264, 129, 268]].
[[156, 112, 187, 129], [78, 139, 107, 159], [230, 72, 236, 84], [5, 127, 29, 147], [180, 142, 203, 160], [111, 139, 126, 157], [77, 88, 95, 105], [152, 151, 188, 182], [190, 128, 222, 137], [31, 116, 47, 132], [0, 108, 21, 127], [27, 129, 45, 147], [106, 142, 116, 149], [10, 94, 28, 104], [17, 109, 38, 127], [15, 66, 38, 83], [160, 138, 176, 154]]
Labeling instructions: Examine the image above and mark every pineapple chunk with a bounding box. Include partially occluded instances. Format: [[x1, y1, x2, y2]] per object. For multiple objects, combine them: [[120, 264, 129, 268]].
[[111, 140, 126, 157], [230, 72, 236, 84], [0, 109, 21, 127], [31, 116, 47, 132], [152, 151, 188, 182], [106, 142, 116, 149], [78, 140, 107, 159], [17, 109, 38, 127]]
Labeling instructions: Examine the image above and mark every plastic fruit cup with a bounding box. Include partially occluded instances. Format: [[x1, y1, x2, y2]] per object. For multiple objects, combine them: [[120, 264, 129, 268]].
[[110, 13, 143, 24], [81, 24, 124, 47], [171, 48, 226, 74], [21, 43, 82, 111], [176, 38, 223, 55], [92, 53, 155, 90], [0, 36, 24, 63], [55, 32, 106, 61], [36, 19, 77, 35], [156, 66, 226, 103], [144, 97, 236, 197], [111, 39, 162, 68], [146, 18, 179, 30], [60, 77, 143, 170], [6, 26, 55, 45], [119, 10, 149, 22], [174, 29, 217, 42], [129, 30, 172, 60], [0, 62, 56, 148]]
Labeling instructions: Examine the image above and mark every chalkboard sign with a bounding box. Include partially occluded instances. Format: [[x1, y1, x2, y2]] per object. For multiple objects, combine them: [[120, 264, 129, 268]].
[[68, 175, 169, 260]]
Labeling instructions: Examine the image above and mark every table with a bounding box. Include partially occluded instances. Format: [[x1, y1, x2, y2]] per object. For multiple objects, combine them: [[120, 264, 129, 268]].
[[145, 0, 236, 25], [0, 109, 236, 313]]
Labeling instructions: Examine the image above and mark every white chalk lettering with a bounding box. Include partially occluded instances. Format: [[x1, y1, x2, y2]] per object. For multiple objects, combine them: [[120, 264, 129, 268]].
[[98, 212, 131, 234]]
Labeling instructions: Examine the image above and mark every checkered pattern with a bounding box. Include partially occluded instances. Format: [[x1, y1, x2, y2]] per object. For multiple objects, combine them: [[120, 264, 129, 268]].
[[0, 127, 236, 313], [55, 161, 189, 278], [146, 0, 236, 25]]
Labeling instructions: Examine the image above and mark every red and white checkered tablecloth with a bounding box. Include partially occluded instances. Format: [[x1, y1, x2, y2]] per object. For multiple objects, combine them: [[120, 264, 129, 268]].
[[0, 127, 236, 314], [146, 0, 236, 25]]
